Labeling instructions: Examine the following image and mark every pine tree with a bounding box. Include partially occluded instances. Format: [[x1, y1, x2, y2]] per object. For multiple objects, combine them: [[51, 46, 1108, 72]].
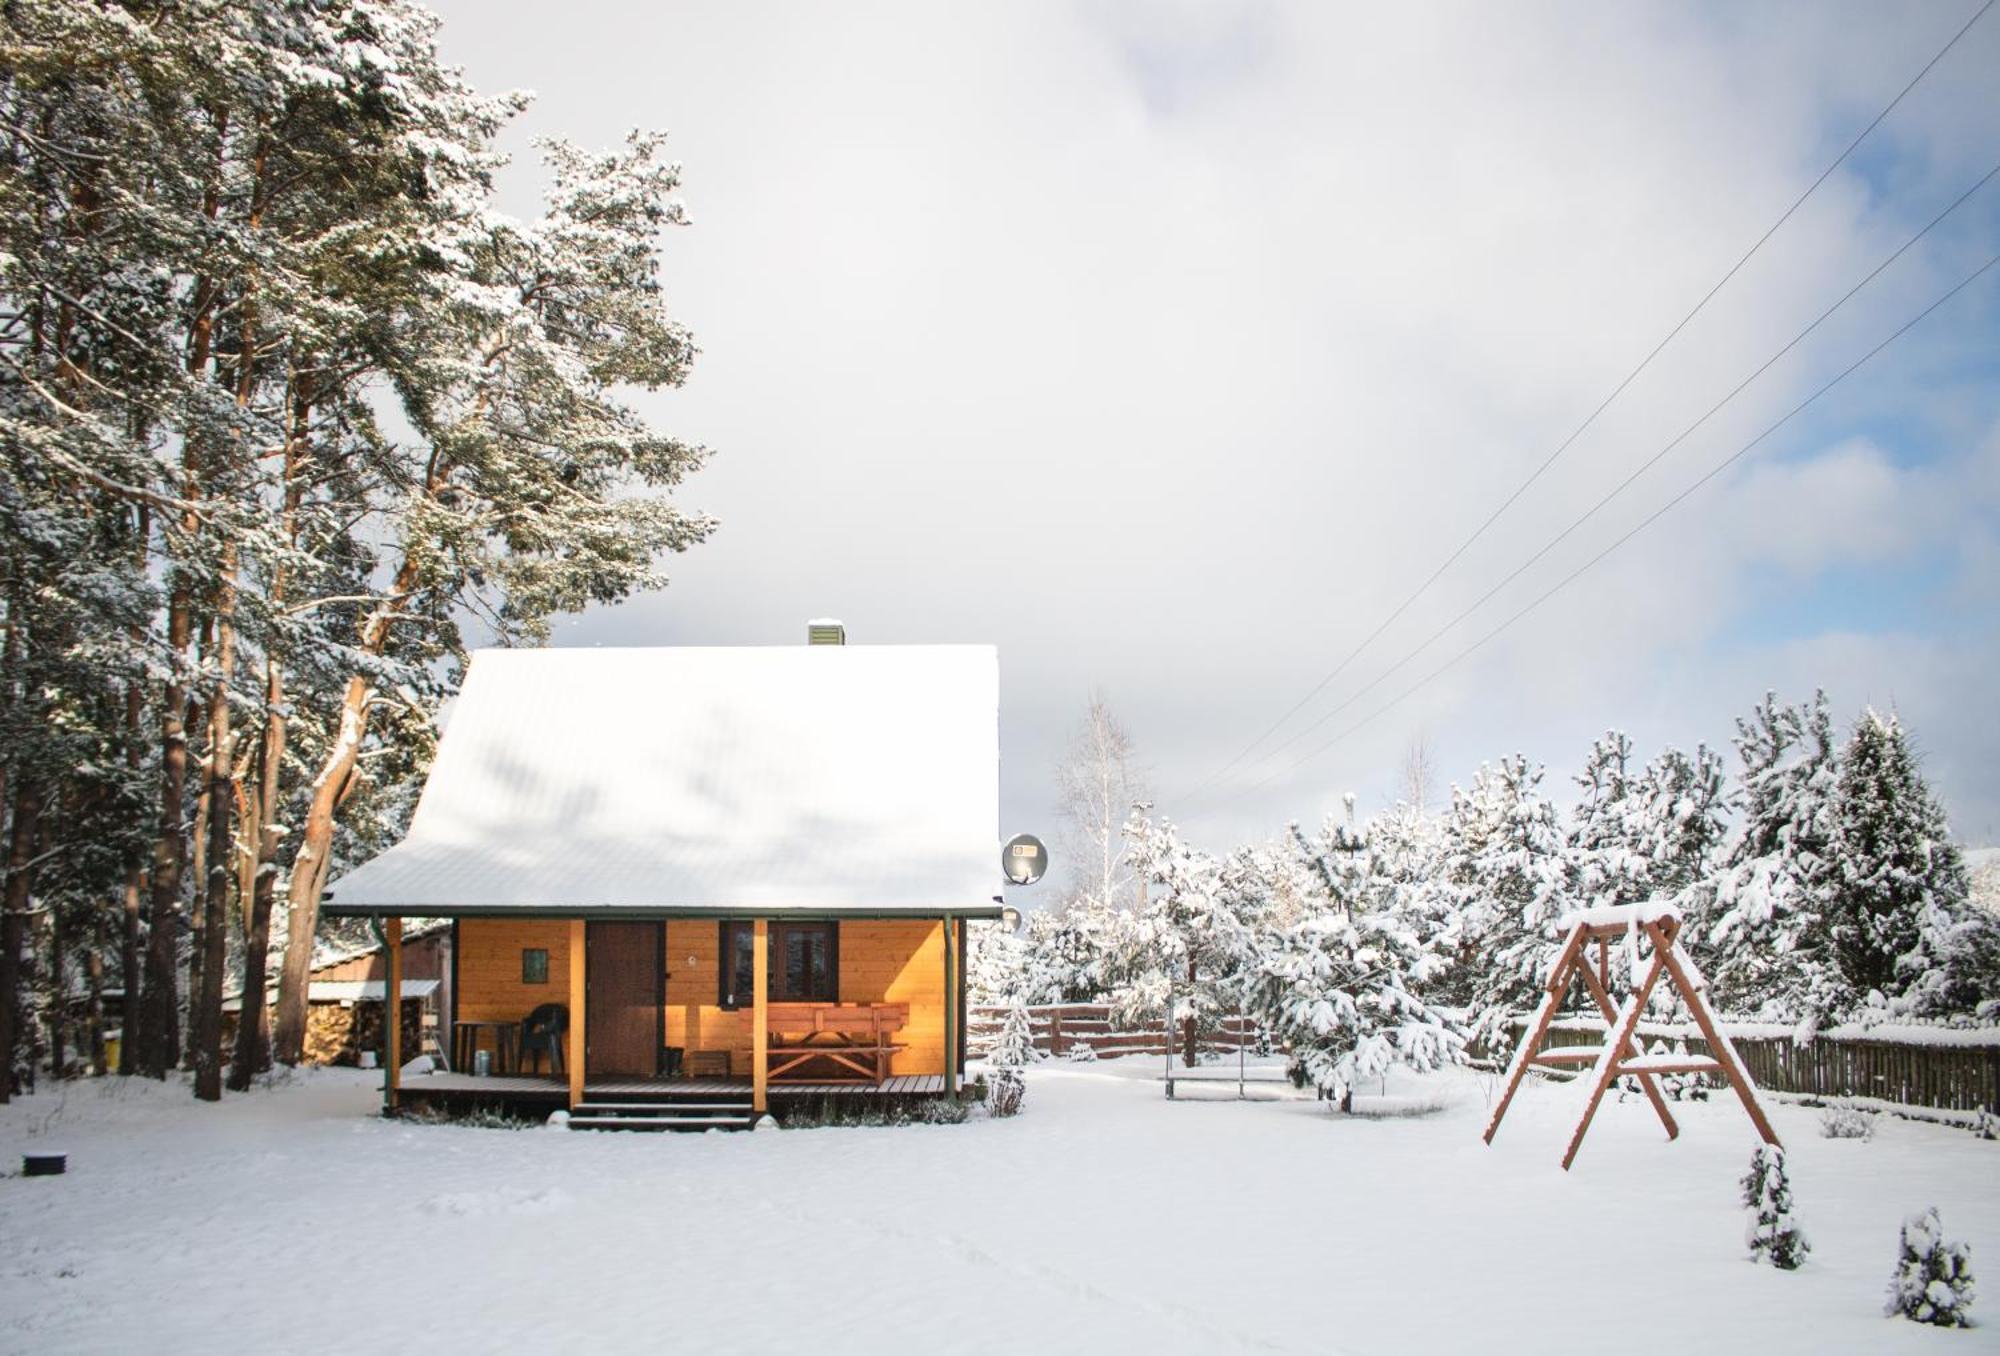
[[0, 0, 716, 1095], [1885, 1208, 1975, 1326], [1121, 810, 1256, 1064], [1707, 693, 1844, 1026], [1830, 710, 1970, 1010], [1365, 800, 1457, 1000], [965, 919, 1029, 1007], [1740, 1146, 1810, 1269], [1250, 806, 1462, 1108], [1569, 732, 1648, 914], [988, 999, 1033, 1118], [1454, 756, 1572, 1051]]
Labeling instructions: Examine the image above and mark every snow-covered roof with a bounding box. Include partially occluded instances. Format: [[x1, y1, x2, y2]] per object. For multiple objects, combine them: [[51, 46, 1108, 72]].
[[324, 645, 1003, 918], [222, 979, 438, 1012]]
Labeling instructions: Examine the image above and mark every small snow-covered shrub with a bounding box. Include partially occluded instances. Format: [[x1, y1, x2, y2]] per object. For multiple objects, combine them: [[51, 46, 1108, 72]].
[[402, 1103, 536, 1130], [1066, 1041, 1097, 1063], [1741, 1146, 1809, 1270], [1973, 1109, 1997, 1142], [988, 1071, 1024, 1118], [777, 1097, 970, 1129], [988, 999, 1033, 1118], [1346, 1090, 1451, 1119], [1820, 1103, 1874, 1140], [1885, 1208, 1974, 1327]]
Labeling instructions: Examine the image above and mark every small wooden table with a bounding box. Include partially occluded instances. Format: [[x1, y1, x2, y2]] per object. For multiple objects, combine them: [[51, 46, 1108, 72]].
[[452, 1020, 518, 1075], [765, 1003, 910, 1085]]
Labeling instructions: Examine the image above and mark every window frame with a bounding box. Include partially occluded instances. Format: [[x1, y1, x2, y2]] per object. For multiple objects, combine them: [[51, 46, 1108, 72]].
[[521, 947, 549, 985], [717, 920, 839, 1008]]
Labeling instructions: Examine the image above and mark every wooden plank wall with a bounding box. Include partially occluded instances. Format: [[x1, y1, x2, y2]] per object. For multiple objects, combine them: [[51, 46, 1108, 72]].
[[664, 920, 748, 1069], [841, 919, 946, 1076], [456, 919, 572, 1026]]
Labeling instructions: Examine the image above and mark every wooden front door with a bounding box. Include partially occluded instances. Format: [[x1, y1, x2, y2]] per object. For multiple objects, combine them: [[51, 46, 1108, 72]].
[[586, 921, 663, 1077]]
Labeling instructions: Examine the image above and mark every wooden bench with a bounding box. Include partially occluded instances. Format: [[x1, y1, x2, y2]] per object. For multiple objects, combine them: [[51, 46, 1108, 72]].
[[765, 1003, 910, 1086]]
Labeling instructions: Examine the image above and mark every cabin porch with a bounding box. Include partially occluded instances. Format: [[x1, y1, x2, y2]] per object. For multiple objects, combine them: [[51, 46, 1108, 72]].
[[399, 1072, 951, 1101], [376, 913, 972, 1116]]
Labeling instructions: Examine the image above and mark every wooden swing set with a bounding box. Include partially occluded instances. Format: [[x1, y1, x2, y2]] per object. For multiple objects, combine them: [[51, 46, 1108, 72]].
[[1483, 901, 1781, 1170]]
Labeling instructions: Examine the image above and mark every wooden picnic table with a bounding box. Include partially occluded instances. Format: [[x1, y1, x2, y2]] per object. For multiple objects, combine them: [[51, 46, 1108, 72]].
[[765, 1002, 910, 1085]]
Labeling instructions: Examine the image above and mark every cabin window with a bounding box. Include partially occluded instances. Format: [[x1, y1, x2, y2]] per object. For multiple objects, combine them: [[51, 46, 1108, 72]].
[[522, 948, 549, 985], [718, 922, 837, 1007]]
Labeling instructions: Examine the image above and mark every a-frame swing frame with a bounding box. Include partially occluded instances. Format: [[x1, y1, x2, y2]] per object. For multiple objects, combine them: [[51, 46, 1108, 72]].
[[1483, 904, 1781, 1170]]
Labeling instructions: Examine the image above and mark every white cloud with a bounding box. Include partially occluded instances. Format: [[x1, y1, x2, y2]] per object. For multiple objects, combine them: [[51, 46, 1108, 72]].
[[424, 0, 2000, 870]]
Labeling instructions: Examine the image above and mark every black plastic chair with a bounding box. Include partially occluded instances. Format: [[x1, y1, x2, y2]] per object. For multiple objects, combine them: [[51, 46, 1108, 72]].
[[520, 1003, 568, 1077]]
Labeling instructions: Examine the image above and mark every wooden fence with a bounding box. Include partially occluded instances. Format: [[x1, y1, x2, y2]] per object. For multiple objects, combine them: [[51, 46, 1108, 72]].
[[971, 1003, 1999, 1114], [969, 1004, 1261, 1060], [1527, 1018, 2000, 1115]]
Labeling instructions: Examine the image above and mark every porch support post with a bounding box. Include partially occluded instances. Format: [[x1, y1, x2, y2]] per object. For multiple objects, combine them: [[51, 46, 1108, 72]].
[[383, 916, 403, 1116], [752, 919, 769, 1114], [567, 918, 586, 1110], [943, 916, 959, 1096]]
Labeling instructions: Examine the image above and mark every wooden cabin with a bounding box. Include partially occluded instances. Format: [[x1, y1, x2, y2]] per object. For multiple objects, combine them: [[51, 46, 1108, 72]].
[[320, 633, 1003, 1118]]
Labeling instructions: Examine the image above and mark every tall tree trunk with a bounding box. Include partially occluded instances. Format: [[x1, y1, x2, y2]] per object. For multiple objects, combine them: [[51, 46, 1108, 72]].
[[86, 932, 106, 1076], [274, 546, 419, 1063], [46, 905, 66, 1079], [1, 782, 42, 1101], [118, 867, 142, 1075], [236, 382, 302, 1085], [1181, 956, 1199, 1069], [183, 684, 210, 1071], [117, 524, 147, 1076], [192, 552, 237, 1101], [138, 581, 191, 1078], [140, 108, 226, 1079], [273, 676, 368, 1064]]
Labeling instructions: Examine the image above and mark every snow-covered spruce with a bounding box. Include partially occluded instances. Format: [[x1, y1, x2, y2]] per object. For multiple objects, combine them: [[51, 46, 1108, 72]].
[[1740, 1146, 1810, 1270], [1451, 756, 1571, 1052], [1703, 693, 1845, 1027], [1885, 1207, 1975, 1326], [987, 1000, 1034, 1118], [1835, 710, 1992, 1023]]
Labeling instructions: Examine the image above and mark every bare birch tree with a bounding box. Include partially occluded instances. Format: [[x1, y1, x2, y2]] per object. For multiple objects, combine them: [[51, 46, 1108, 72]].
[[1053, 691, 1148, 914], [1399, 731, 1441, 817]]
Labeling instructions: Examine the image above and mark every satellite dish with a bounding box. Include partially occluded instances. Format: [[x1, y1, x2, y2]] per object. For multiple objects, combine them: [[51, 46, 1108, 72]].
[[1001, 833, 1048, 886]]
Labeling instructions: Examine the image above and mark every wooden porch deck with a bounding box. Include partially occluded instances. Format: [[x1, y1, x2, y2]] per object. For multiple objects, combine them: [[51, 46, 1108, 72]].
[[401, 1072, 948, 1099]]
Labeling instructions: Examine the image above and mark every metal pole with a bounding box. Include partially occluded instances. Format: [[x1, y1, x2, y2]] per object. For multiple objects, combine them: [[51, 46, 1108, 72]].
[[1238, 1009, 1246, 1100], [1164, 988, 1174, 1100]]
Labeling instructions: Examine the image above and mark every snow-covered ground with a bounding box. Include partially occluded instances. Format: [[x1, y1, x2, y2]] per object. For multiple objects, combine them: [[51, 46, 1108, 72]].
[[3, 1061, 1995, 1354]]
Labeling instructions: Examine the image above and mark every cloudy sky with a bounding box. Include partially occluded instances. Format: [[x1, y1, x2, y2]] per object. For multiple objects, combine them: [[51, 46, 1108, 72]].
[[426, 0, 2000, 893]]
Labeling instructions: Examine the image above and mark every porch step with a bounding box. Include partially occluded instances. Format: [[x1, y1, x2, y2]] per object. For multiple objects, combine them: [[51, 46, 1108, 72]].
[[568, 1113, 753, 1132], [575, 1101, 749, 1114], [569, 1095, 755, 1133]]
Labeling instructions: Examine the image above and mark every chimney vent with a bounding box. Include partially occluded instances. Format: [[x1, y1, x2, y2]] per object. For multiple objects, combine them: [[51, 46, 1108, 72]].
[[807, 618, 846, 646]]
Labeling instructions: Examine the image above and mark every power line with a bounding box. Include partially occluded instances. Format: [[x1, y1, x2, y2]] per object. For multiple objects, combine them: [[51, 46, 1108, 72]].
[[1232, 155, 2000, 775], [1177, 0, 1996, 807], [1244, 248, 2000, 795]]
